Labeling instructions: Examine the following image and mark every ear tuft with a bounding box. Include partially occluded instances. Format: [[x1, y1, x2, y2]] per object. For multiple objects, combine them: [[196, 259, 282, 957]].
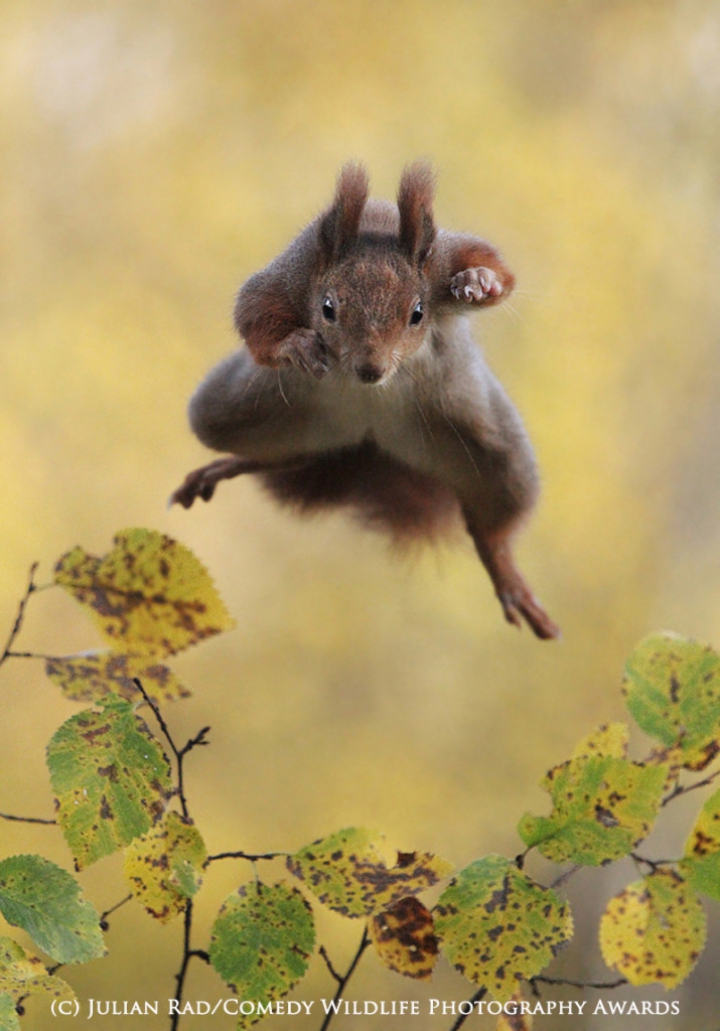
[[397, 161, 436, 265], [319, 162, 370, 262]]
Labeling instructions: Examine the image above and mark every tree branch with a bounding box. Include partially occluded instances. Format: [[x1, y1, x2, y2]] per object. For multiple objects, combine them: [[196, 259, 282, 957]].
[[318, 928, 371, 1031], [1, 563, 39, 671], [0, 811, 56, 825], [447, 988, 487, 1031]]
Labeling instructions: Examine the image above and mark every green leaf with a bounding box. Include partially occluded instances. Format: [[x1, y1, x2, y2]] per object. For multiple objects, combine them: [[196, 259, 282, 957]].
[[123, 813, 207, 922], [518, 755, 666, 865], [681, 787, 720, 901], [209, 882, 314, 1028], [0, 994, 20, 1031], [47, 697, 172, 869], [623, 632, 720, 769], [0, 858, 105, 964], [45, 651, 190, 705], [433, 855, 573, 1002], [369, 896, 439, 980], [0, 936, 74, 1006], [54, 528, 235, 658], [599, 869, 705, 988], [286, 828, 453, 917]]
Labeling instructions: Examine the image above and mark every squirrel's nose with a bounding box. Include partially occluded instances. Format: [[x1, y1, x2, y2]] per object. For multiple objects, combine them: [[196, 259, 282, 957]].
[[357, 363, 383, 384]]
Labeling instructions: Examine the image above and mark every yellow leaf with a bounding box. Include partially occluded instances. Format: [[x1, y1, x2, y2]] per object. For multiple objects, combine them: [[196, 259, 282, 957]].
[[54, 528, 234, 657], [0, 937, 74, 1003], [45, 651, 190, 705], [123, 812, 207, 923], [599, 869, 705, 988], [571, 723, 629, 760]]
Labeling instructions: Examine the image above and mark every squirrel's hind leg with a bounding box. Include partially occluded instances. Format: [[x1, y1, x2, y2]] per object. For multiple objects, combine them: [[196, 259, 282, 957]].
[[463, 515, 560, 640]]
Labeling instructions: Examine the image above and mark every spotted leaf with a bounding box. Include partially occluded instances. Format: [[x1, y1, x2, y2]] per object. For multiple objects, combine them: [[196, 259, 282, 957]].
[[0, 858, 105, 964], [681, 787, 720, 902], [599, 869, 705, 988], [54, 528, 234, 658], [571, 723, 629, 761], [0, 993, 19, 1031], [209, 881, 314, 1028], [47, 697, 172, 870], [0, 936, 74, 1007], [123, 812, 207, 923], [370, 896, 438, 980], [433, 855, 573, 1002], [518, 755, 665, 865], [45, 651, 190, 706], [623, 632, 720, 770], [286, 828, 453, 917]]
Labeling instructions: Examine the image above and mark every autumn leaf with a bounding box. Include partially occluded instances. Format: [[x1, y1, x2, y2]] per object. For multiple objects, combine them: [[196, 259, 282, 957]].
[[370, 896, 439, 980], [287, 828, 453, 917], [123, 813, 207, 922], [54, 528, 234, 658], [45, 651, 190, 705], [599, 869, 705, 988]]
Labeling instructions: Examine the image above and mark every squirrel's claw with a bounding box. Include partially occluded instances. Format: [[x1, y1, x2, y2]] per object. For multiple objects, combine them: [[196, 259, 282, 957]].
[[278, 329, 331, 379], [451, 266, 504, 304]]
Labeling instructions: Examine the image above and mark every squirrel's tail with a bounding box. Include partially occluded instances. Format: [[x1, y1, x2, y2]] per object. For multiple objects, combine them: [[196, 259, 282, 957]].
[[260, 440, 458, 544]]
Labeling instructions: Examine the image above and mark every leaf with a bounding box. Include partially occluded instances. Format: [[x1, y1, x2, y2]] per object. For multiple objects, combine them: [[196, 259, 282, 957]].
[[286, 828, 453, 917], [518, 755, 666, 865], [369, 896, 438, 980], [0, 994, 19, 1031], [571, 723, 629, 760], [433, 855, 573, 1002], [123, 812, 207, 922], [0, 857, 105, 964], [623, 632, 720, 769], [45, 652, 190, 705], [0, 937, 74, 1004], [47, 697, 172, 870], [209, 881, 314, 1028], [599, 869, 705, 988], [54, 528, 234, 658], [681, 787, 720, 901]]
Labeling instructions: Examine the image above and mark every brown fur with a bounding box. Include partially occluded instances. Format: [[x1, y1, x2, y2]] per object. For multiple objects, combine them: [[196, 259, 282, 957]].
[[172, 162, 559, 639]]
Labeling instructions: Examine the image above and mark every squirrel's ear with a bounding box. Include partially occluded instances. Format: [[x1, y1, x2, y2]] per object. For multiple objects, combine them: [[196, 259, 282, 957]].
[[319, 162, 369, 262], [397, 161, 436, 266]]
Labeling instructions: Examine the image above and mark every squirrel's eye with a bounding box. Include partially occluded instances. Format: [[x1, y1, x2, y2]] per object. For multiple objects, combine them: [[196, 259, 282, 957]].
[[322, 297, 336, 322], [409, 300, 424, 326]]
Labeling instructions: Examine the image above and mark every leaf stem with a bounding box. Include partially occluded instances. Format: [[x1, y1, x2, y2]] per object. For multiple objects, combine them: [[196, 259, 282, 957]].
[[0, 563, 39, 671], [318, 928, 371, 1031], [99, 894, 133, 929], [318, 945, 343, 984], [446, 988, 487, 1031], [531, 975, 628, 992]]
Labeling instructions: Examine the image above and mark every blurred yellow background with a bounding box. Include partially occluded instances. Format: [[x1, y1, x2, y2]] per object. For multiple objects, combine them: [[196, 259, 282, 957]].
[[2, 1, 720, 1028]]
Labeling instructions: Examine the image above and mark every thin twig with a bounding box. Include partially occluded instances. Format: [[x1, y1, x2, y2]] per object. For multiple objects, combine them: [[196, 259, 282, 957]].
[[318, 928, 371, 1031], [447, 988, 487, 1031], [205, 850, 288, 865], [318, 946, 343, 984], [0, 811, 57, 825], [170, 900, 194, 1031], [531, 975, 628, 991], [99, 894, 133, 929], [549, 864, 581, 890], [630, 853, 676, 872], [1, 563, 39, 670], [133, 678, 209, 819], [662, 767, 720, 807]]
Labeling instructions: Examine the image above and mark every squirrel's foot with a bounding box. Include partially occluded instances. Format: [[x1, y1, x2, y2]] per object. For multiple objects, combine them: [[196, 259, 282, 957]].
[[278, 329, 332, 380], [169, 456, 261, 509], [451, 266, 504, 304], [497, 584, 560, 641]]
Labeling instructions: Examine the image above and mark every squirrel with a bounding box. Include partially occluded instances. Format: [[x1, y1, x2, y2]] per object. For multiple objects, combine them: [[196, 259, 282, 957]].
[[170, 162, 559, 640]]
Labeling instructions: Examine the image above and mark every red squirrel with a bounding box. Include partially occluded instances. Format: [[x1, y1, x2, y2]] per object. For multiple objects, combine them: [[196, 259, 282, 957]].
[[171, 162, 559, 640]]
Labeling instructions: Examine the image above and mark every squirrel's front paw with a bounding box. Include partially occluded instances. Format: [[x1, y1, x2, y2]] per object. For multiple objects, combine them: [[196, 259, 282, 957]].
[[278, 329, 332, 379], [451, 267, 505, 304]]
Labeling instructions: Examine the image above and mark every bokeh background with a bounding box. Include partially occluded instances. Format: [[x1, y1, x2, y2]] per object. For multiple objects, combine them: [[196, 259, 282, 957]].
[[2, 1, 720, 1028]]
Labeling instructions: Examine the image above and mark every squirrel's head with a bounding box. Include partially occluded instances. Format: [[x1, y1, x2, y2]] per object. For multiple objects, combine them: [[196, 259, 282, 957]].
[[312, 162, 437, 386]]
